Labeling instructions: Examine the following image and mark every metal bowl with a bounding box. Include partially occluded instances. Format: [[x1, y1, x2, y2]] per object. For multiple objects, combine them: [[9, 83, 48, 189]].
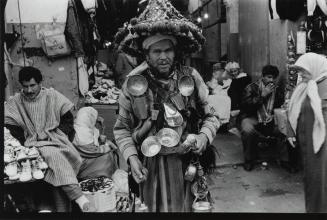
[[141, 136, 161, 157], [156, 128, 180, 148], [192, 201, 212, 212], [126, 74, 148, 97], [178, 75, 194, 96]]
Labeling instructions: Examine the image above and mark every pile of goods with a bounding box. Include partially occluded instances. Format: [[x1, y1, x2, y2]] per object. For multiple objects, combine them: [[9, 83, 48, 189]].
[[80, 176, 113, 192], [85, 62, 121, 104], [4, 128, 48, 183], [85, 78, 120, 104], [286, 33, 299, 91]]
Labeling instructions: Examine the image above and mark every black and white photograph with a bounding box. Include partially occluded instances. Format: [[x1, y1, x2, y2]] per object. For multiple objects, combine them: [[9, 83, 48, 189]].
[[1, 0, 327, 214]]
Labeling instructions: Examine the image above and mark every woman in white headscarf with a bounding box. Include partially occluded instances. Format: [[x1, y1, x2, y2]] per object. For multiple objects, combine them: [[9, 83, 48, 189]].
[[288, 52, 327, 213], [73, 107, 118, 180]]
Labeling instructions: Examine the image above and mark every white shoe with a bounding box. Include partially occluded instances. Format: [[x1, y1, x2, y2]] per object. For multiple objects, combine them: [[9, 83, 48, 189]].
[[28, 147, 39, 159], [10, 139, 22, 148], [17, 148, 28, 161], [9, 172, 21, 181], [37, 157, 48, 170], [4, 162, 18, 177], [32, 160, 44, 180], [4, 146, 15, 163], [19, 160, 32, 182]]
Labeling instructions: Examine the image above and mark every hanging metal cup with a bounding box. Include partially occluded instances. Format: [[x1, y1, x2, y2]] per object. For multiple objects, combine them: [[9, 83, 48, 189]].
[[156, 128, 180, 148], [192, 197, 212, 212], [178, 75, 194, 97], [126, 74, 148, 97], [184, 163, 197, 182], [163, 103, 183, 127], [141, 136, 161, 157]]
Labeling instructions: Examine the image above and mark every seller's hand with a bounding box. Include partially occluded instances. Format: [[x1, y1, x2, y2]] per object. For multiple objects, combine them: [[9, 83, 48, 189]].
[[287, 137, 296, 148], [192, 133, 208, 155], [262, 83, 276, 98], [128, 155, 148, 184]]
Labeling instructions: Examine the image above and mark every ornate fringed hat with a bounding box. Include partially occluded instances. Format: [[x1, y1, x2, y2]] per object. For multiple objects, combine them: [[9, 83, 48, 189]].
[[114, 0, 205, 54]]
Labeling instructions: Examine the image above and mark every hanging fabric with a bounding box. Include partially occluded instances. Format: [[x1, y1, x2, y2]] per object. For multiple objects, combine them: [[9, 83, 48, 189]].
[[276, 0, 305, 21], [40, 26, 72, 58], [317, 0, 327, 15], [77, 56, 89, 96], [269, 0, 280, 20]]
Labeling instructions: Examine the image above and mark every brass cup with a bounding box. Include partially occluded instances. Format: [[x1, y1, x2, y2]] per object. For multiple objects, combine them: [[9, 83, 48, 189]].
[[184, 164, 197, 182], [192, 201, 212, 212], [141, 136, 161, 157], [156, 128, 180, 148], [178, 75, 195, 97], [126, 74, 148, 97]]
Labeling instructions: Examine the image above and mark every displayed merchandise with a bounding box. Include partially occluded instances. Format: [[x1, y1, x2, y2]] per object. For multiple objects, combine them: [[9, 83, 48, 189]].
[[86, 62, 120, 104], [4, 128, 48, 183], [86, 79, 120, 104], [286, 33, 299, 91]]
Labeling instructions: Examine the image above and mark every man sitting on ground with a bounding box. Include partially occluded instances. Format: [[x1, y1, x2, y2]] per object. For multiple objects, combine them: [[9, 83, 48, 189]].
[[5, 67, 96, 212], [238, 65, 288, 171]]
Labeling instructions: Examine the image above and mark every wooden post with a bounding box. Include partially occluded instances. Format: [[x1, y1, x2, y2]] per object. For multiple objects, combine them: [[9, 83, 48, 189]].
[[1, 0, 8, 211]]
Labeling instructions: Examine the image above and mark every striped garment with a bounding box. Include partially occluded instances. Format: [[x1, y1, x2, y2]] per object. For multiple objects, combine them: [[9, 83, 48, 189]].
[[5, 88, 82, 186]]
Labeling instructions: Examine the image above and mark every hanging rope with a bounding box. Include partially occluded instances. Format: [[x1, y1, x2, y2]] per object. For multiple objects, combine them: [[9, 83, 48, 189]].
[[17, 0, 26, 66]]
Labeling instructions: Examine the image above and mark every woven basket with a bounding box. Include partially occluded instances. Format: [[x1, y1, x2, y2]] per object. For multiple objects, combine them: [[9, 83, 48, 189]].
[[80, 178, 116, 212]]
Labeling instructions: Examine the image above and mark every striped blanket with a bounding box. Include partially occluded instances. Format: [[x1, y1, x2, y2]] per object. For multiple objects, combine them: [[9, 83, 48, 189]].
[[5, 88, 82, 186]]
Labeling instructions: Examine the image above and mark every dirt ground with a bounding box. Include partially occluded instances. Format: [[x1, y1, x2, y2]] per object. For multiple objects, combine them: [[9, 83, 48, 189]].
[[207, 163, 304, 213], [207, 132, 305, 213]]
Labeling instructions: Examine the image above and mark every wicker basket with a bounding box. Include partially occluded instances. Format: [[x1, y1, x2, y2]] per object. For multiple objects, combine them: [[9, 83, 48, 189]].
[[80, 177, 116, 212]]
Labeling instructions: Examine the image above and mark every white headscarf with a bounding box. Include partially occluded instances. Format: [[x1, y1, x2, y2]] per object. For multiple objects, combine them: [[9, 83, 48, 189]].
[[73, 107, 100, 146], [288, 52, 327, 153]]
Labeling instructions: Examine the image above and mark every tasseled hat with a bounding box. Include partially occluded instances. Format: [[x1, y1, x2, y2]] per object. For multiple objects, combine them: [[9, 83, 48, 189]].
[[114, 0, 205, 54]]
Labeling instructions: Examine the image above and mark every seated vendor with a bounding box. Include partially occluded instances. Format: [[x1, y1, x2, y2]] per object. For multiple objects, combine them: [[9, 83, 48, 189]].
[[5, 67, 96, 212], [225, 62, 251, 115], [238, 65, 290, 171], [206, 63, 231, 124], [224, 62, 251, 135], [73, 106, 118, 181]]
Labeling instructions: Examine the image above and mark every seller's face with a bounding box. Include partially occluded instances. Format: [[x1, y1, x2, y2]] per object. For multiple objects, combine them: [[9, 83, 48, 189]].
[[262, 74, 276, 86], [146, 39, 175, 77], [21, 78, 41, 100], [228, 68, 239, 78]]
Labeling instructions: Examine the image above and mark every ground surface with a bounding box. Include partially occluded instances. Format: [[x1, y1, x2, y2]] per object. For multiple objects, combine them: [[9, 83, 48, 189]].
[[207, 132, 305, 213]]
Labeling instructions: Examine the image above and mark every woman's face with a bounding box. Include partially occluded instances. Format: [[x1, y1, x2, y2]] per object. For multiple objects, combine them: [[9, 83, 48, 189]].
[[296, 66, 312, 83]]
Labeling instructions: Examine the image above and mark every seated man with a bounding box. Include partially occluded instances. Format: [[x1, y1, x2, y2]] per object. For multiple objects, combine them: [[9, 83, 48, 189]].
[[5, 67, 96, 212], [238, 65, 288, 171]]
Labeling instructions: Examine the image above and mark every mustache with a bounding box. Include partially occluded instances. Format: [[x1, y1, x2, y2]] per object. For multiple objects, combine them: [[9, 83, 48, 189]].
[[158, 59, 172, 65]]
